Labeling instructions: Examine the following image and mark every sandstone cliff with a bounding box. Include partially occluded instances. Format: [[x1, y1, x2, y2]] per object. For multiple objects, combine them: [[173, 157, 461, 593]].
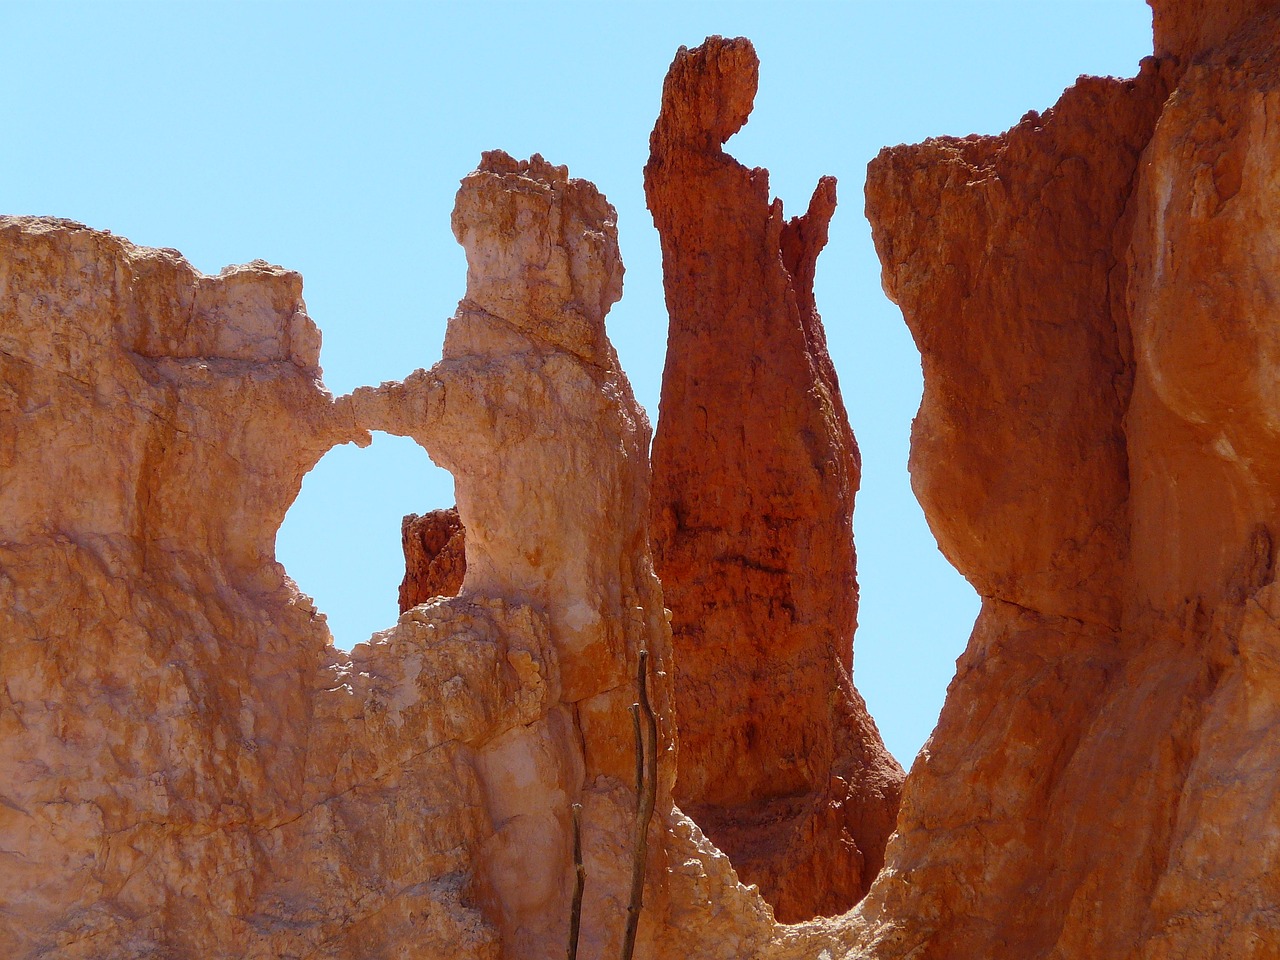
[[857, 1, 1280, 955], [9, 5, 1280, 957], [0, 156, 781, 960], [643, 37, 902, 922]]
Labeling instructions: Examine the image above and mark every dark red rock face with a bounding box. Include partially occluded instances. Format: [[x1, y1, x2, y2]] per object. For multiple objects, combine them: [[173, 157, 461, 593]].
[[644, 36, 902, 921], [858, 6, 1280, 955], [399, 507, 466, 612]]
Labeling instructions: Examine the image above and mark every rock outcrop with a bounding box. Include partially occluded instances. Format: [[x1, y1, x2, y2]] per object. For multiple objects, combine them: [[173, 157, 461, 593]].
[[0, 157, 782, 960], [12, 8, 1280, 958], [399, 507, 466, 611], [348, 150, 682, 960], [858, 2, 1280, 955], [643, 37, 903, 921]]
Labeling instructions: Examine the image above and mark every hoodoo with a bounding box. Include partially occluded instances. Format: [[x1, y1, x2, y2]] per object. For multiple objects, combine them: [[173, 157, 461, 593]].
[[644, 36, 903, 922], [8, 6, 1280, 956], [399, 507, 465, 611]]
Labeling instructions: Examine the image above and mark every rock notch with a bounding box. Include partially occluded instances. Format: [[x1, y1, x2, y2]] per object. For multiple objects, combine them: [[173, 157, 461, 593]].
[[643, 36, 903, 921]]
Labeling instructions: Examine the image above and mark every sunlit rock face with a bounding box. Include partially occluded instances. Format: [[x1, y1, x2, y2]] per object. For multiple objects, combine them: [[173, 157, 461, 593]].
[[643, 37, 903, 923], [350, 150, 676, 960], [0, 216, 385, 960], [11, 6, 1280, 957], [859, 2, 1280, 956], [0, 160, 784, 960]]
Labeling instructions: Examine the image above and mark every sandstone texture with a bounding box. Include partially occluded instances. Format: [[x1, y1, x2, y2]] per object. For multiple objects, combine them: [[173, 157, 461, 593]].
[[10, 7, 1280, 958], [0, 157, 788, 960], [857, 2, 1280, 956], [399, 507, 466, 611], [643, 37, 902, 922]]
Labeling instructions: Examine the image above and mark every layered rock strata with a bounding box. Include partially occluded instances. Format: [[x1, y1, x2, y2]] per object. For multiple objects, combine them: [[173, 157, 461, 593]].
[[399, 507, 466, 611], [0, 156, 783, 960], [857, 2, 1280, 955], [643, 37, 903, 921]]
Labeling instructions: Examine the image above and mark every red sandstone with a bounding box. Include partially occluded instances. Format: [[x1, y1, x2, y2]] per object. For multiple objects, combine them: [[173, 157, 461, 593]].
[[644, 37, 902, 921]]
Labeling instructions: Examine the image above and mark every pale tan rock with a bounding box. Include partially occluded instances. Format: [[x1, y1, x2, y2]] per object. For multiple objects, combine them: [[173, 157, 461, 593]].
[[0, 215, 523, 960], [0, 162, 784, 960]]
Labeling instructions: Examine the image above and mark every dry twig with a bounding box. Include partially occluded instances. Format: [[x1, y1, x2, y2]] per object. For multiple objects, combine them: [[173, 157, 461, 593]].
[[567, 801, 585, 960], [620, 649, 658, 960]]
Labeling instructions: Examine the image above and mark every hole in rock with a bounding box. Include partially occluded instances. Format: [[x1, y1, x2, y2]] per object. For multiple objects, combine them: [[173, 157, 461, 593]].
[[276, 432, 456, 650]]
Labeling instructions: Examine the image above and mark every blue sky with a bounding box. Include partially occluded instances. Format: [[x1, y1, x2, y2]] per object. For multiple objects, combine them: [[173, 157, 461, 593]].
[[4, 1, 1154, 763]]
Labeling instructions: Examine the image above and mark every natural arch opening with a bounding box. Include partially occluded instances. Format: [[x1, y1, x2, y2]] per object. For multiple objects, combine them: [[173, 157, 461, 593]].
[[276, 431, 456, 650]]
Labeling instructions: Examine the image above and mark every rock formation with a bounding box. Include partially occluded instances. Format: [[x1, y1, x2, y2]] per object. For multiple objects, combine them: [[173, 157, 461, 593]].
[[400, 507, 466, 611], [643, 37, 902, 922], [856, 1, 1280, 955], [348, 150, 688, 960], [11, 7, 1280, 958], [0, 157, 783, 960]]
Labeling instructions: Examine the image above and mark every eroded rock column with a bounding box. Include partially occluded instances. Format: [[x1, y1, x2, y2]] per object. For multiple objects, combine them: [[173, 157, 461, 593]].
[[399, 507, 465, 611], [858, 3, 1280, 956], [643, 37, 902, 921], [350, 151, 772, 960]]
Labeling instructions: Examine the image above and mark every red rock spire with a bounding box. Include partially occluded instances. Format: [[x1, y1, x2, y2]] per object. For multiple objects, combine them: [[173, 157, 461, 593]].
[[644, 36, 902, 921]]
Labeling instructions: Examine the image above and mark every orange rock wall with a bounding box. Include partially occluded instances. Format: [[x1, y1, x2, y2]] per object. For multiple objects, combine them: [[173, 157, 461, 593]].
[[858, 5, 1280, 956]]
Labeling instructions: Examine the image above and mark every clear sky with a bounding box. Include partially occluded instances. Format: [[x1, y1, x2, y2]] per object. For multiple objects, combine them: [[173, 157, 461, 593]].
[[4, 1, 1154, 764]]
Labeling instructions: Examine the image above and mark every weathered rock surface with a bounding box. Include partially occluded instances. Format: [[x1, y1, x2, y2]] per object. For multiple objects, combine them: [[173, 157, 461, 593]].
[[13, 8, 1280, 958], [0, 158, 786, 960], [857, 3, 1280, 956], [1149, 0, 1280, 61], [400, 507, 466, 611], [349, 150, 684, 960], [643, 37, 903, 922]]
